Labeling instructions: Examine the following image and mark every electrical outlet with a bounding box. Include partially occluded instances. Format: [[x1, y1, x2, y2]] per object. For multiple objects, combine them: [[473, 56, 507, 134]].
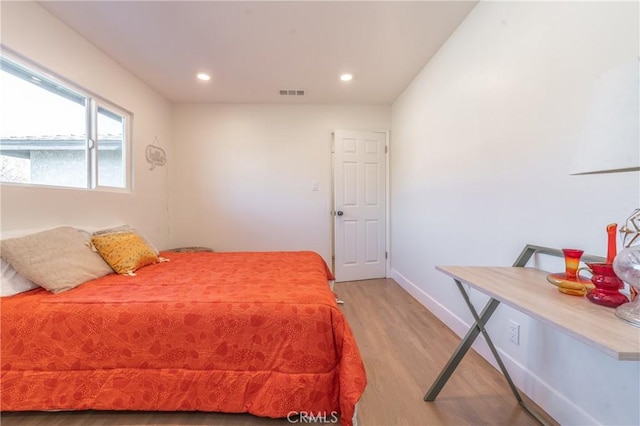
[[508, 320, 520, 345]]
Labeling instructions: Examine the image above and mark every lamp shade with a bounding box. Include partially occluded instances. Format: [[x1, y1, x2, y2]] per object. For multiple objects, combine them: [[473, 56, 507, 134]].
[[571, 59, 640, 175]]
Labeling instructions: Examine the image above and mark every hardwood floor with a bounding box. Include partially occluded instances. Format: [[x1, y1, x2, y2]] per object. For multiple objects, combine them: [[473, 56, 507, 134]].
[[1, 279, 556, 426], [336, 279, 556, 426]]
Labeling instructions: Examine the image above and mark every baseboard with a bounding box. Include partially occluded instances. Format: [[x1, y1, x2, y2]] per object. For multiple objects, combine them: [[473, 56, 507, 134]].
[[389, 268, 598, 426]]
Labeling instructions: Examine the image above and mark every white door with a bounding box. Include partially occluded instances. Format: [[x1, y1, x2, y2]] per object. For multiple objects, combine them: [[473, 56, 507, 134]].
[[333, 130, 387, 282]]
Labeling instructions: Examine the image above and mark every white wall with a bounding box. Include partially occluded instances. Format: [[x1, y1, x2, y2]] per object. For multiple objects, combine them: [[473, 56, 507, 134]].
[[390, 1, 639, 425], [171, 104, 389, 264], [0, 1, 172, 248]]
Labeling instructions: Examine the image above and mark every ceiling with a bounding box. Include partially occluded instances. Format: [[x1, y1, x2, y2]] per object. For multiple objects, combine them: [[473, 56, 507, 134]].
[[38, 1, 477, 104]]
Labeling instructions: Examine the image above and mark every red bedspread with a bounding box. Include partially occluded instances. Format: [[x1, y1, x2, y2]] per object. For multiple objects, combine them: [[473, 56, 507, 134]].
[[1, 251, 366, 425]]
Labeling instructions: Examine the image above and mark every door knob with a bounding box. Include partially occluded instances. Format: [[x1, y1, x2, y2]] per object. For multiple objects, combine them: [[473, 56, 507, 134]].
[[336, 211, 344, 216]]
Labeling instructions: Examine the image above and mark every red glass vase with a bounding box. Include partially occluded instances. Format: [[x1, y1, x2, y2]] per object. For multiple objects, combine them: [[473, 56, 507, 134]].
[[585, 262, 628, 308], [606, 223, 618, 264], [563, 249, 583, 280], [548, 248, 592, 295]]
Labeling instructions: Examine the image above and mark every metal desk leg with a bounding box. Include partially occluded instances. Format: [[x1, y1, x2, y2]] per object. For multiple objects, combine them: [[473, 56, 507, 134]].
[[423, 290, 499, 401], [424, 280, 549, 426]]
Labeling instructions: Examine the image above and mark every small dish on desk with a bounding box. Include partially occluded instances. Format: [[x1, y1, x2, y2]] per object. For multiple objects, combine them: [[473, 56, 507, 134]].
[[547, 272, 594, 296]]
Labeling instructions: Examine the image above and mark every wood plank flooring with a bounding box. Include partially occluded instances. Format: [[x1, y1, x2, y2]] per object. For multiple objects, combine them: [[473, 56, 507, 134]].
[[1, 278, 557, 426]]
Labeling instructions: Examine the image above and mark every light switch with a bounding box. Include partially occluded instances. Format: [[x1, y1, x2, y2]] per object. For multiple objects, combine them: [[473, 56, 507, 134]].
[[311, 181, 319, 191]]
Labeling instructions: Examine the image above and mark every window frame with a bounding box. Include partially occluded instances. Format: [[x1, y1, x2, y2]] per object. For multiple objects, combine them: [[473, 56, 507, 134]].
[[0, 48, 133, 192]]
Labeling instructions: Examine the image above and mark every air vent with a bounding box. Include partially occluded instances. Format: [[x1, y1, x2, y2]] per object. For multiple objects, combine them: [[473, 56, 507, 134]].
[[279, 89, 305, 96]]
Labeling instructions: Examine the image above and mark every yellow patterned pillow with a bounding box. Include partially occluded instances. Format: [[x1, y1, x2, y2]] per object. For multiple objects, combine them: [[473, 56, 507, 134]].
[[91, 231, 159, 275]]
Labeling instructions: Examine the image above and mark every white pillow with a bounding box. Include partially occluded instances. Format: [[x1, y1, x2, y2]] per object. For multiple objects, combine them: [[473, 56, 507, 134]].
[[1, 227, 53, 297], [1, 258, 38, 297]]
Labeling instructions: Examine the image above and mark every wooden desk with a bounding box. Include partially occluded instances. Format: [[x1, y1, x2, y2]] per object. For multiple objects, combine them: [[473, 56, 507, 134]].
[[424, 264, 640, 425], [438, 266, 640, 360]]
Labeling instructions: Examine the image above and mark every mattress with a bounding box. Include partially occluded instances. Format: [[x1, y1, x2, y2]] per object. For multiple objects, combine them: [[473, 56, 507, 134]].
[[0, 251, 366, 425]]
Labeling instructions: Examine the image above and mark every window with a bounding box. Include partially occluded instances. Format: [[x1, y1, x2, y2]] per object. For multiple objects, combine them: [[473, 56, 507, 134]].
[[0, 53, 131, 190]]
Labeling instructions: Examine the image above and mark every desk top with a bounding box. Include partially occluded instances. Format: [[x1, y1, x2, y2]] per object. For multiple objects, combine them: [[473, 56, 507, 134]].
[[436, 266, 640, 361]]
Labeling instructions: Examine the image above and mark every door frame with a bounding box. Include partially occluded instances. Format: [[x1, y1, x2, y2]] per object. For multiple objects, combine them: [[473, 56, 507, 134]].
[[330, 129, 390, 280]]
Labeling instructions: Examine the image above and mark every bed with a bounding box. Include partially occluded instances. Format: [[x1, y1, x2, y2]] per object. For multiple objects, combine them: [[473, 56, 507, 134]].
[[0, 249, 366, 425]]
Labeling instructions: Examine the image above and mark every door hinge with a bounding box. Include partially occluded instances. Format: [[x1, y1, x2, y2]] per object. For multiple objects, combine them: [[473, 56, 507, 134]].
[[385, 251, 388, 259], [385, 145, 388, 154]]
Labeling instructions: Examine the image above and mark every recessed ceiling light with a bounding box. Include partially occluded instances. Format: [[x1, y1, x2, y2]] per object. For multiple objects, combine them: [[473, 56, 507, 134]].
[[196, 73, 211, 81], [340, 74, 353, 82]]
